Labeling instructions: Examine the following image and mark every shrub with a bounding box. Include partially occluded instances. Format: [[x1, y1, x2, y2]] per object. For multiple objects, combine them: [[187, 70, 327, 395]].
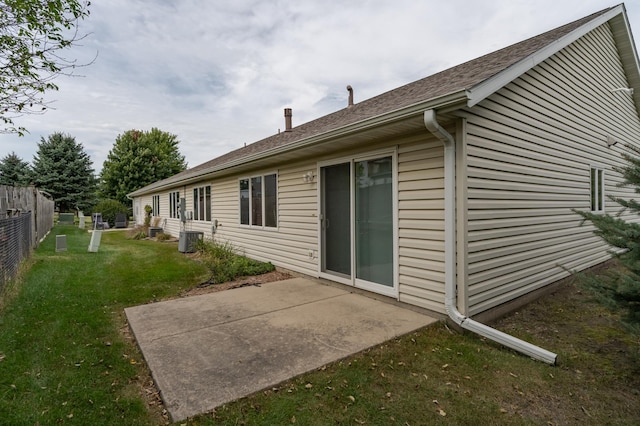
[[127, 225, 147, 240], [196, 240, 275, 283], [93, 199, 130, 227], [144, 205, 152, 228], [156, 232, 172, 241]]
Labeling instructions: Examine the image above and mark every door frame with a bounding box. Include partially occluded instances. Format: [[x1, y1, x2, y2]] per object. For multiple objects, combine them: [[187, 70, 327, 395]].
[[317, 148, 399, 298]]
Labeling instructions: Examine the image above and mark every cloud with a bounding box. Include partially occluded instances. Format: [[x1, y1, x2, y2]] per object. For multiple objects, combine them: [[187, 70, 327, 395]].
[[0, 0, 636, 173]]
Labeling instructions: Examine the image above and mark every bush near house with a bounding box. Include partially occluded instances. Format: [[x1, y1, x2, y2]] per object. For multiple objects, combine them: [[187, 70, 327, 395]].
[[195, 240, 275, 284], [575, 143, 640, 329]]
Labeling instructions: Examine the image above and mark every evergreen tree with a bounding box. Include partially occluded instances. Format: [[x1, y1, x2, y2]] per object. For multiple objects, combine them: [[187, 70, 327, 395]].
[[0, 151, 31, 186], [31, 132, 97, 212], [100, 128, 187, 206], [576, 143, 640, 328]]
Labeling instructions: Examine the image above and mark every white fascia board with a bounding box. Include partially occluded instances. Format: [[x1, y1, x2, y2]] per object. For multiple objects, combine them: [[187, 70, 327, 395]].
[[129, 90, 468, 197], [466, 5, 625, 107], [611, 6, 640, 112]]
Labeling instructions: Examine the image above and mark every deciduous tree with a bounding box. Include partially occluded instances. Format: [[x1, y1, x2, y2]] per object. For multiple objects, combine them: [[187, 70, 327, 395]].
[[31, 132, 97, 212], [100, 128, 187, 205], [0, 0, 91, 134]]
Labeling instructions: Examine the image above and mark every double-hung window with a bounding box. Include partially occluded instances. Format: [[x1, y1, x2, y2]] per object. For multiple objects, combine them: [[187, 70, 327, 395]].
[[239, 173, 277, 228], [152, 195, 160, 216], [169, 191, 181, 218], [590, 166, 605, 213], [193, 185, 211, 221]]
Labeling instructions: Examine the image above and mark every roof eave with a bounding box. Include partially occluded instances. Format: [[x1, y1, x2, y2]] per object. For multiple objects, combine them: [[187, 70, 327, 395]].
[[128, 90, 468, 197]]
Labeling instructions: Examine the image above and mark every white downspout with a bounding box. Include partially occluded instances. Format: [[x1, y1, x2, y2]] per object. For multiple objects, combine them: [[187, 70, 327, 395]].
[[424, 109, 557, 365]]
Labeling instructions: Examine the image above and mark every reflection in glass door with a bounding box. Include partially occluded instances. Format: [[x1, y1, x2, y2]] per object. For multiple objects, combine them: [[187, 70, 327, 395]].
[[355, 157, 393, 287]]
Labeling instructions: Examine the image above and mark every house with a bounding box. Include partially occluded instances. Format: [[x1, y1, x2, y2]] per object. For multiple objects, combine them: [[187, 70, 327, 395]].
[[129, 5, 640, 360]]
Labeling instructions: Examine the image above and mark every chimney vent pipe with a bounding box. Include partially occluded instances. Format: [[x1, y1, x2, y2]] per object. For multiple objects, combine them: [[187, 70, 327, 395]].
[[284, 108, 292, 132], [347, 85, 354, 107]]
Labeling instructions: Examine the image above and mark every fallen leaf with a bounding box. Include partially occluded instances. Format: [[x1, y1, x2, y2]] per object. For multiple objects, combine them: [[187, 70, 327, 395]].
[[464, 376, 471, 380], [67, 413, 73, 419], [386, 392, 392, 398], [305, 383, 313, 389], [348, 395, 356, 402], [0, 354, 5, 362], [130, 359, 137, 365], [438, 409, 446, 416], [500, 408, 508, 414], [290, 415, 296, 423], [441, 364, 449, 369]]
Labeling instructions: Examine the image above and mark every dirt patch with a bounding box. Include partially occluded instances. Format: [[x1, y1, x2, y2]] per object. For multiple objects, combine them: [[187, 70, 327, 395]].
[[179, 270, 292, 297]]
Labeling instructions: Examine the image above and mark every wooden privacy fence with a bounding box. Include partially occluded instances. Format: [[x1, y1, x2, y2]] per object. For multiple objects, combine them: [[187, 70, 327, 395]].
[[0, 186, 55, 293]]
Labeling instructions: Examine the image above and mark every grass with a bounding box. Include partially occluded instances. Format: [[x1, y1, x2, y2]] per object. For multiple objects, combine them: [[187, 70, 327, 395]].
[[0, 226, 209, 425], [1, 228, 639, 425]]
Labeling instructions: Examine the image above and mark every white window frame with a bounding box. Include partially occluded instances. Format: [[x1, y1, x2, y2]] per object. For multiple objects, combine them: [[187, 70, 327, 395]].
[[169, 191, 181, 219], [152, 195, 160, 216], [193, 185, 211, 222], [238, 172, 278, 229], [590, 166, 605, 214]]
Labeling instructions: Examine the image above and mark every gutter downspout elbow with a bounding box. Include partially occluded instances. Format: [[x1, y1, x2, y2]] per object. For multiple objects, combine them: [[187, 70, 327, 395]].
[[424, 109, 557, 365]]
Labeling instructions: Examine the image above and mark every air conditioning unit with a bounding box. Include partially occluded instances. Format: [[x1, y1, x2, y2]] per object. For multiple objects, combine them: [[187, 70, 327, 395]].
[[179, 231, 203, 253]]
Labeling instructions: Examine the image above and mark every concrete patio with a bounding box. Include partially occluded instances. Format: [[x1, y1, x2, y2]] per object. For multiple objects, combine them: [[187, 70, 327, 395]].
[[125, 277, 436, 421]]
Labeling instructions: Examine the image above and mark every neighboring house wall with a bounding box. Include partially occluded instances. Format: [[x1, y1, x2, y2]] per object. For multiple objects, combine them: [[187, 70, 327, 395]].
[[462, 23, 640, 316]]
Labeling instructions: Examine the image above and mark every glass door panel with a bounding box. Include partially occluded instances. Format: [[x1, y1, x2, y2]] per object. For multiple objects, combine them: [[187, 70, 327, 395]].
[[355, 157, 393, 287], [321, 163, 351, 277]]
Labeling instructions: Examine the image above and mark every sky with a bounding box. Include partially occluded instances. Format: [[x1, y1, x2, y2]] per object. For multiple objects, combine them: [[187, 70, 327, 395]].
[[1, 0, 639, 175]]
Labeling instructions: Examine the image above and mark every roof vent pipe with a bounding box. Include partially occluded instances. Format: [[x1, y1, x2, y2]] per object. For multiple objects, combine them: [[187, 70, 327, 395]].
[[347, 85, 354, 107], [284, 108, 293, 132], [424, 109, 557, 365]]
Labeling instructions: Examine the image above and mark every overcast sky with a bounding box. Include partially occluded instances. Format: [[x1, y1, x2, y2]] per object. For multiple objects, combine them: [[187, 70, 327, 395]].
[[1, 0, 639, 174]]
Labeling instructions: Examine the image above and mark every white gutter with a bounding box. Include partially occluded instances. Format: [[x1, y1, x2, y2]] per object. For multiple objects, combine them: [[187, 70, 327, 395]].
[[128, 91, 468, 198], [423, 109, 557, 365]]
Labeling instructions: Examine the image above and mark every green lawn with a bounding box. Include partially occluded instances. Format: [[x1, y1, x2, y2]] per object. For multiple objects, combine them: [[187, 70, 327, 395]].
[[1, 227, 639, 425], [0, 226, 209, 425]]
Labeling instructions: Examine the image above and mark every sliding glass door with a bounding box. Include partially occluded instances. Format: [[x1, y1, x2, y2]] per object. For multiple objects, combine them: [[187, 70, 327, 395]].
[[320, 153, 396, 296]]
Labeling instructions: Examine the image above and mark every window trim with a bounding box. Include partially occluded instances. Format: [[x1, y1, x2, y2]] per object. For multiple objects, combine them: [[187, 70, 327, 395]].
[[169, 191, 181, 219], [590, 166, 605, 214], [238, 172, 278, 229], [152, 195, 160, 217], [192, 185, 212, 222]]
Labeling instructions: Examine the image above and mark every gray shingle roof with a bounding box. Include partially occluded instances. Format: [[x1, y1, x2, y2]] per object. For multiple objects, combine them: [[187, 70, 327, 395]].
[[130, 7, 613, 196]]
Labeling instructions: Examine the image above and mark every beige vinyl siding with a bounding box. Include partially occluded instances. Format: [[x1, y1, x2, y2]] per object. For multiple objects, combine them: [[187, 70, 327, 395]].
[[214, 162, 319, 276], [397, 136, 446, 313], [464, 22, 640, 315]]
